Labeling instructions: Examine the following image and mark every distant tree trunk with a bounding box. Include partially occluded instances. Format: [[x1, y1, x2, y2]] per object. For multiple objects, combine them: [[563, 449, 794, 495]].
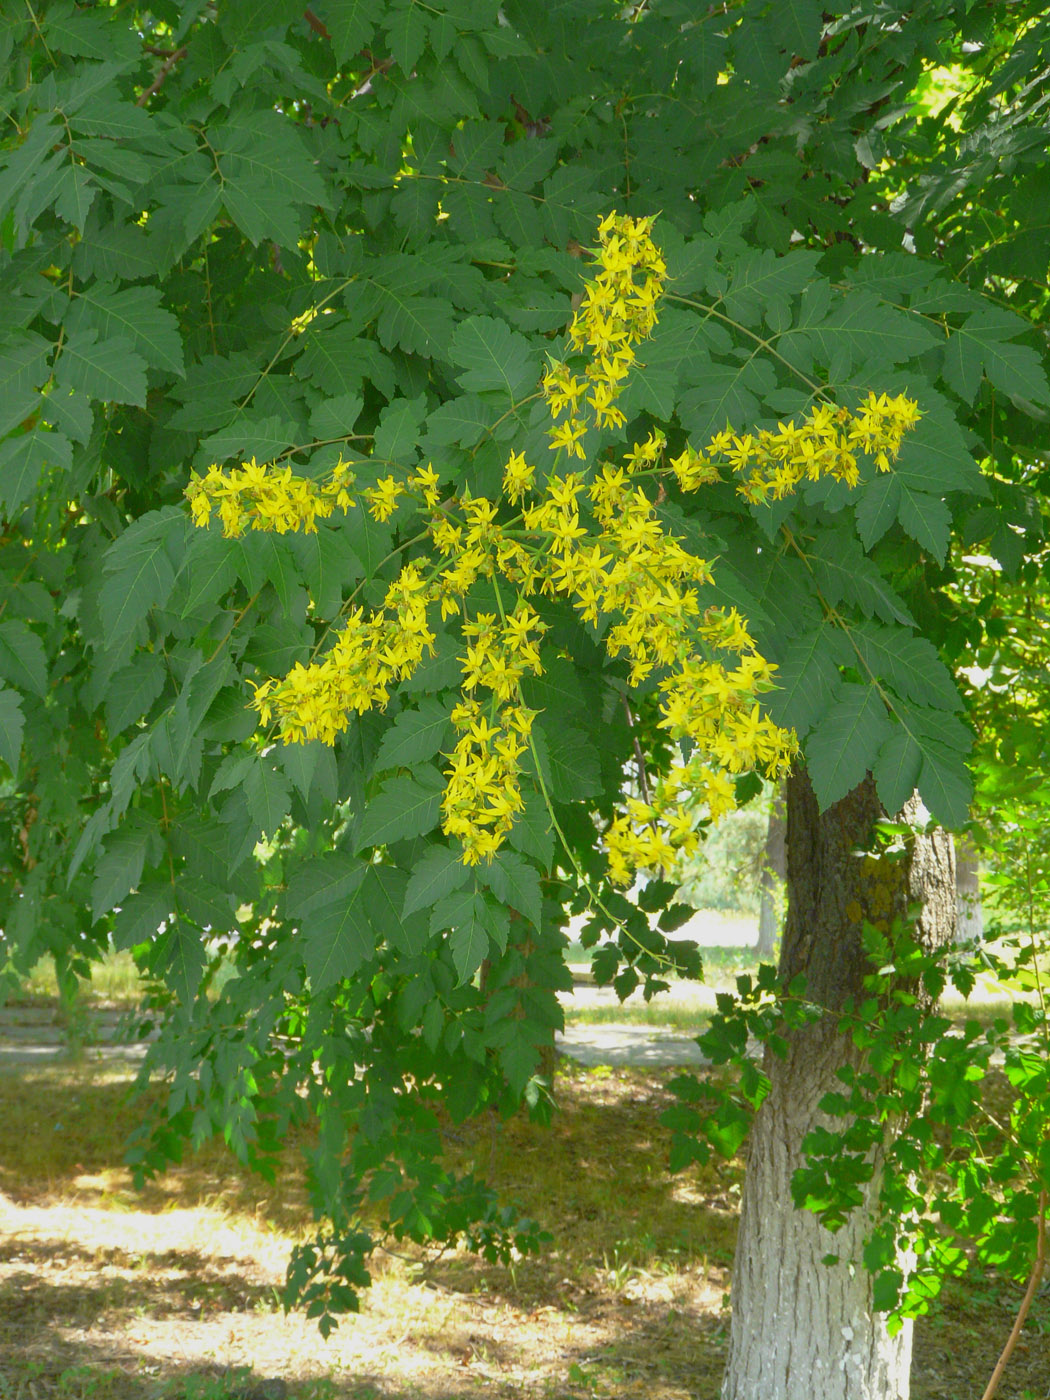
[[755, 785, 786, 959], [955, 833, 982, 944], [722, 768, 956, 1400]]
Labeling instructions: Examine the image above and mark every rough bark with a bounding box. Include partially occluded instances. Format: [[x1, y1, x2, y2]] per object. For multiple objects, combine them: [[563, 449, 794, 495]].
[[721, 769, 956, 1400], [955, 833, 983, 944], [755, 785, 786, 959]]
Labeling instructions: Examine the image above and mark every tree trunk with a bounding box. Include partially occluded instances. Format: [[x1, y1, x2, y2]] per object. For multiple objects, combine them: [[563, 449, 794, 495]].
[[955, 832, 982, 944], [722, 769, 956, 1400], [755, 784, 786, 958]]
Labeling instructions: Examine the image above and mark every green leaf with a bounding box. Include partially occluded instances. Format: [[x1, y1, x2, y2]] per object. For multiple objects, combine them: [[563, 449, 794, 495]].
[[319, 0, 376, 64], [0, 621, 47, 697], [178, 530, 240, 616], [91, 821, 155, 922], [111, 881, 172, 952], [850, 621, 962, 710], [286, 853, 376, 987], [364, 864, 430, 957], [161, 917, 206, 1004], [65, 283, 184, 377], [448, 316, 539, 398], [0, 429, 72, 515], [766, 623, 841, 737], [431, 887, 507, 984], [356, 768, 444, 849], [477, 849, 542, 929], [372, 394, 426, 462], [918, 741, 973, 830], [99, 510, 182, 645], [506, 787, 555, 870], [874, 727, 923, 817], [0, 687, 25, 771], [544, 726, 602, 801], [855, 474, 901, 550], [244, 761, 292, 838], [402, 844, 470, 918], [215, 110, 332, 249], [58, 329, 147, 406], [374, 699, 453, 770], [0, 332, 51, 436], [806, 685, 893, 811], [897, 487, 951, 561], [942, 308, 1050, 407]]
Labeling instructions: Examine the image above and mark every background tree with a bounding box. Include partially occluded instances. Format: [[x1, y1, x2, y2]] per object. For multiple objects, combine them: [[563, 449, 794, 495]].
[[2, 3, 1049, 1398]]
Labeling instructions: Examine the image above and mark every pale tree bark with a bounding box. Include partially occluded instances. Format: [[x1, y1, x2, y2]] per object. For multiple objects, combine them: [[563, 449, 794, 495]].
[[722, 769, 956, 1400], [755, 784, 786, 959], [955, 832, 983, 944]]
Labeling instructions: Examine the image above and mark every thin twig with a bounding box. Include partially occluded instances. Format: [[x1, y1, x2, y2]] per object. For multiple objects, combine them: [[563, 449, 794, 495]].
[[622, 697, 651, 805], [980, 1188, 1048, 1400], [136, 45, 187, 107]]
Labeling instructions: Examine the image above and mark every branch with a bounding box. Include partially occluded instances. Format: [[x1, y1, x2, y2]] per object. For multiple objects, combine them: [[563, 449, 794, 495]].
[[980, 1188, 1048, 1400], [136, 45, 187, 107]]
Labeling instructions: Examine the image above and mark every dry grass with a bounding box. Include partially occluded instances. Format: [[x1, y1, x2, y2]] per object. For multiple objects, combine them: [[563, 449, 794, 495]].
[[1, 1053, 1049, 1399]]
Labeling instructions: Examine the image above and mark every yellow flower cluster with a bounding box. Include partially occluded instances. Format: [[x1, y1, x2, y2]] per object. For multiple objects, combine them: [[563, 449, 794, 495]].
[[186, 458, 355, 536], [185, 212, 922, 887], [544, 212, 667, 447], [251, 564, 434, 743], [709, 393, 923, 505]]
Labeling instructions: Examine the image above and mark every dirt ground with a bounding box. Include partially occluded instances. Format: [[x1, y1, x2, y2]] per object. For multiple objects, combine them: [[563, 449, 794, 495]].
[[1, 1053, 1049, 1400]]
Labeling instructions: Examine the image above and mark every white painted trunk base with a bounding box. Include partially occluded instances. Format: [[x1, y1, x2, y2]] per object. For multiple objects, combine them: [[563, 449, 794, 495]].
[[721, 1027, 911, 1400]]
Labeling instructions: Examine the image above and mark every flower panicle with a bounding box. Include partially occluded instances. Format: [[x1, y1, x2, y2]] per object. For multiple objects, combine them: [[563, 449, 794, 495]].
[[183, 214, 922, 882]]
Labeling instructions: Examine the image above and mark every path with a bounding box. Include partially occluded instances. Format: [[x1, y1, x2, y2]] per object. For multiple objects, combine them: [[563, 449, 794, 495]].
[[0, 996, 709, 1070]]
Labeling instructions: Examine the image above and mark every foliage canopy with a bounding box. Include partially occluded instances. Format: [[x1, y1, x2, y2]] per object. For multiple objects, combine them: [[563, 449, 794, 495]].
[[2, 0, 1049, 1327]]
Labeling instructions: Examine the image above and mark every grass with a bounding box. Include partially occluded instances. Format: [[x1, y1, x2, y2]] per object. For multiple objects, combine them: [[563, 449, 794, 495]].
[[1, 1056, 1049, 1400], [9, 951, 145, 1009]]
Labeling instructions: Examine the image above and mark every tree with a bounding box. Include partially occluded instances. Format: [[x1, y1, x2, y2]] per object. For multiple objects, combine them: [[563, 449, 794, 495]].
[[1, 3, 1048, 1397], [724, 772, 956, 1400]]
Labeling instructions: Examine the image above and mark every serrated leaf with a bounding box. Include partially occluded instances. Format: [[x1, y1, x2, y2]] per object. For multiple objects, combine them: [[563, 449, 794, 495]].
[[0, 620, 47, 697], [943, 308, 1050, 407], [57, 328, 147, 406], [65, 282, 184, 376], [295, 880, 375, 987], [897, 487, 951, 561], [321, 0, 377, 64], [196, 415, 298, 468], [111, 881, 172, 951], [364, 864, 430, 956], [918, 741, 973, 829], [92, 821, 154, 922], [851, 621, 961, 711], [375, 699, 453, 771], [477, 849, 542, 929], [874, 727, 922, 816], [373, 394, 426, 462], [244, 761, 292, 837], [177, 875, 238, 933], [544, 726, 602, 801], [806, 685, 893, 811], [161, 917, 206, 1004], [0, 428, 73, 515], [0, 687, 24, 771], [216, 110, 332, 249], [855, 474, 901, 550], [506, 787, 555, 870], [431, 887, 504, 984], [99, 510, 182, 645], [448, 316, 539, 398], [766, 623, 841, 737], [403, 844, 470, 918], [356, 769, 444, 849], [178, 529, 240, 615]]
